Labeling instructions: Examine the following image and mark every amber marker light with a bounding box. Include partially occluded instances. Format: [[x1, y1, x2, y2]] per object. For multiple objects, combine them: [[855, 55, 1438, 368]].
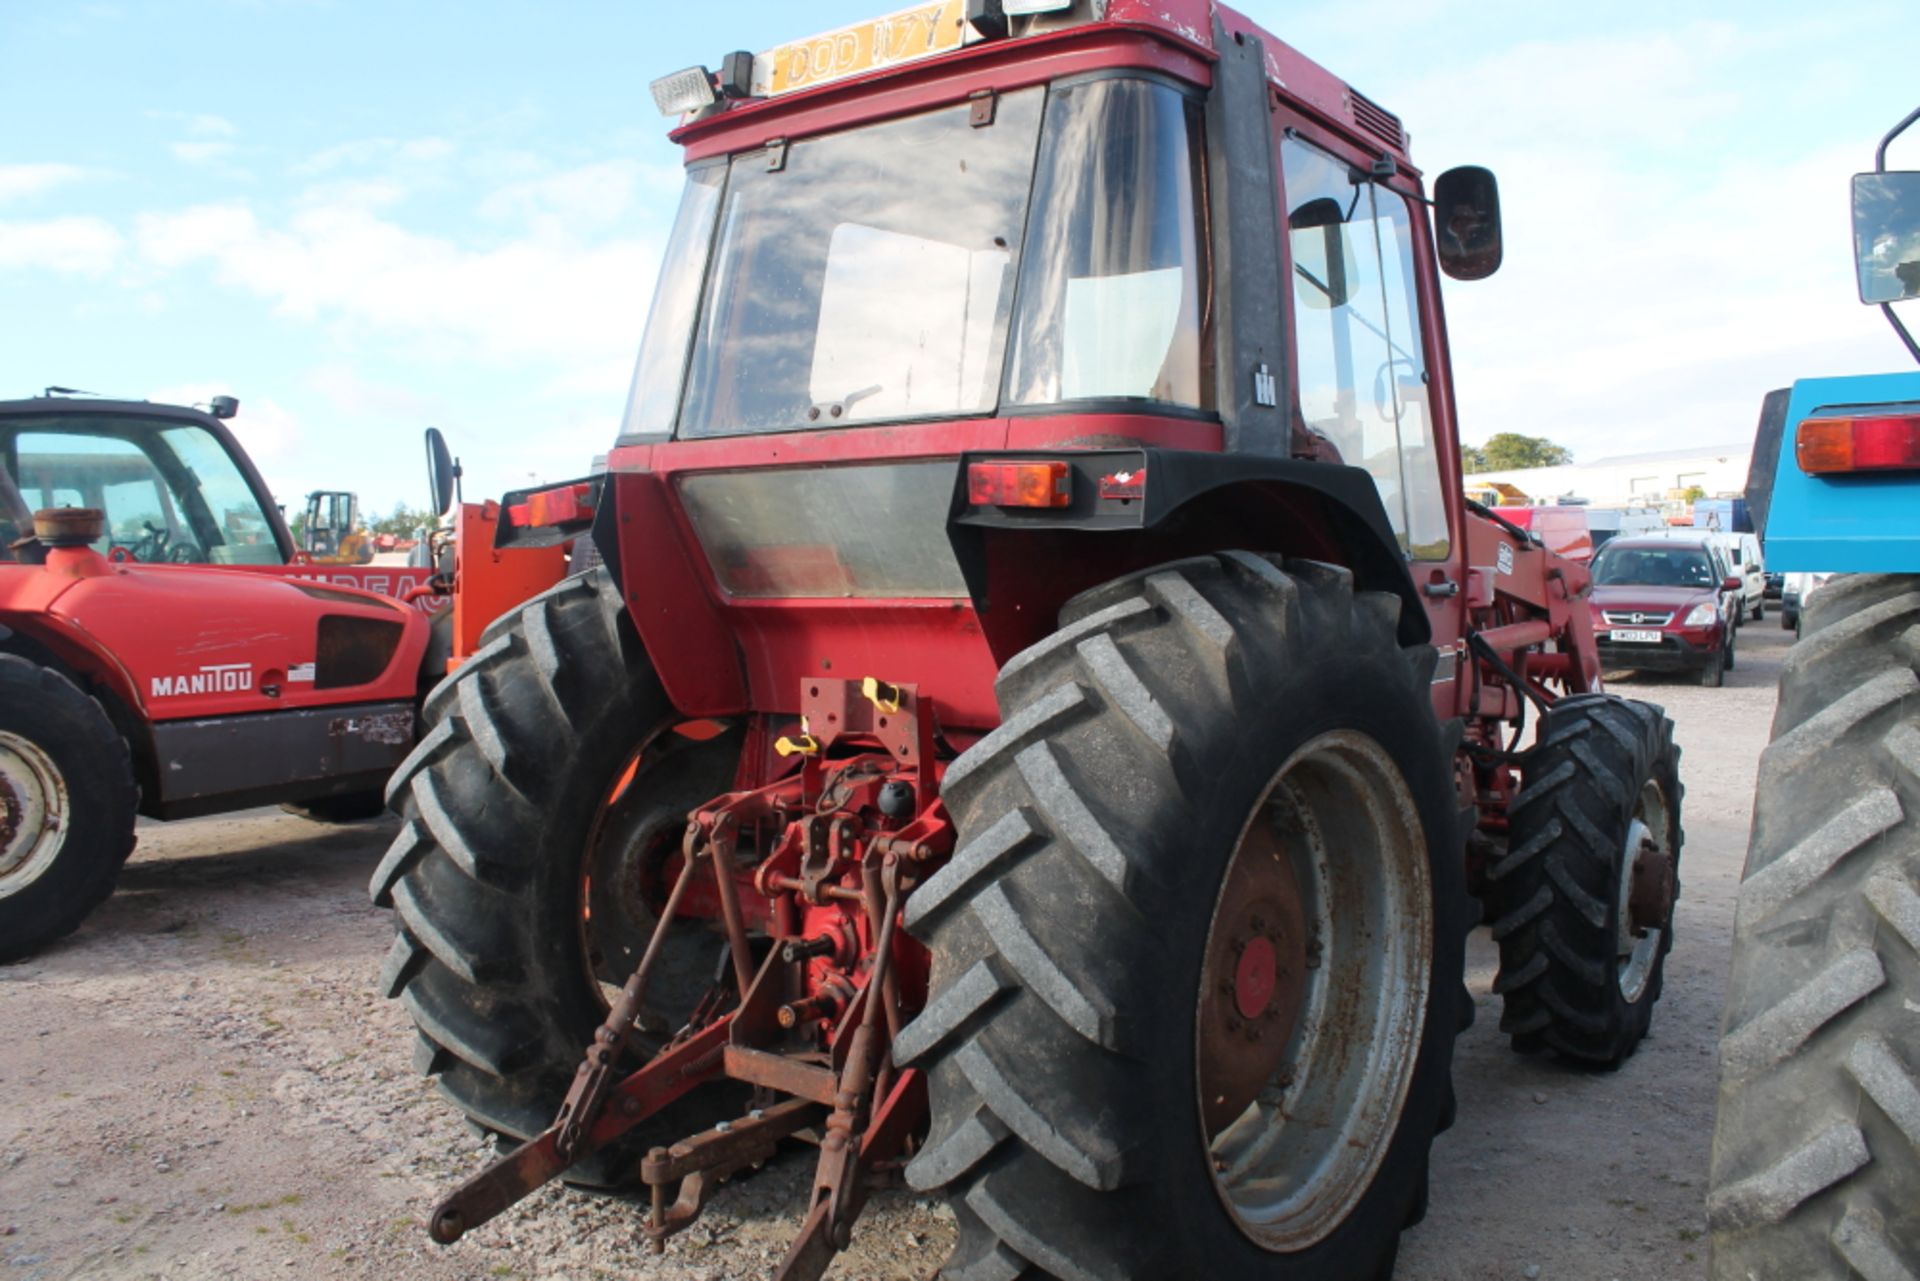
[[967, 461, 1073, 508], [1796, 413, 1920, 475]]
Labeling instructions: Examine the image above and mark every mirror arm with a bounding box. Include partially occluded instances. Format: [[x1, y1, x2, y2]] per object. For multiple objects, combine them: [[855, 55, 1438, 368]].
[[1869, 107, 1920, 366], [1875, 104, 1920, 173], [1880, 302, 1920, 366]]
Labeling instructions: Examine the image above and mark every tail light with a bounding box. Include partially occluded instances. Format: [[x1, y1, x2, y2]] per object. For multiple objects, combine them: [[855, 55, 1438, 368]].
[[967, 461, 1072, 508], [1796, 413, 1920, 474]]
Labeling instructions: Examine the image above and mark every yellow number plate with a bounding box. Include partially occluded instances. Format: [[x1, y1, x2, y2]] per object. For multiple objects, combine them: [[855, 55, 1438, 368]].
[[756, 1, 973, 97]]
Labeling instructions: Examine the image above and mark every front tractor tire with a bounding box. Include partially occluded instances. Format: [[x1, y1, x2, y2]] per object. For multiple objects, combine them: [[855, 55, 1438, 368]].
[[898, 554, 1471, 1281], [1709, 574, 1920, 1277], [370, 569, 732, 1181], [0, 654, 138, 962], [1485, 694, 1683, 1067]]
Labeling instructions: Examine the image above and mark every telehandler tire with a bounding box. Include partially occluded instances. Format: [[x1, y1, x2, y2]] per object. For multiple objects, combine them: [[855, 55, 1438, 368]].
[[1708, 574, 1920, 1278], [1486, 693, 1682, 1066], [0, 654, 138, 962], [898, 554, 1471, 1281], [370, 568, 734, 1183]]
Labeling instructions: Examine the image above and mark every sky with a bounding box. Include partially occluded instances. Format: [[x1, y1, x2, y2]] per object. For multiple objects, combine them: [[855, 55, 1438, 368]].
[[3, 0, 1916, 518]]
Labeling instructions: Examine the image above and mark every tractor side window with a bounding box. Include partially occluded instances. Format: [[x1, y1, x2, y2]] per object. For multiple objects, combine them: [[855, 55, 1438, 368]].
[[1283, 140, 1450, 559], [1007, 76, 1213, 411]]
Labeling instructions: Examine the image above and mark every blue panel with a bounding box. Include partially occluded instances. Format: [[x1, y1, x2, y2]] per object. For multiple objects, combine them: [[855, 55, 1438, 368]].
[[1764, 370, 1920, 572]]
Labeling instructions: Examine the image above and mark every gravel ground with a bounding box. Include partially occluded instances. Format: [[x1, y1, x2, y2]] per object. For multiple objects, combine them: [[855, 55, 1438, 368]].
[[0, 622, 1792, 1281]]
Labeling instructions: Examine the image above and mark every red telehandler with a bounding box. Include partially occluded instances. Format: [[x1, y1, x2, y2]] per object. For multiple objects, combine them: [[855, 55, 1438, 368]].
[[0, 393, 567, 959], [376, 4, 1686, 1277]]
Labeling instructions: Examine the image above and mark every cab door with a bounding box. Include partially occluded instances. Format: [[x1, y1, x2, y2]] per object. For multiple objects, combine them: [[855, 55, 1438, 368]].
[[1273, 115, 1466, 682]]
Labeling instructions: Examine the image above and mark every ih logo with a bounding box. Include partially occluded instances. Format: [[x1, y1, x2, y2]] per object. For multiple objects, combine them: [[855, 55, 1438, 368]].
[[151, 663, 253, 698]]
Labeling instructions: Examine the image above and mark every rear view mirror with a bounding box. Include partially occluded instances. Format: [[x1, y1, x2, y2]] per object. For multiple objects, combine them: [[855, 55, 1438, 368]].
[[425, 427, 461, 519], [1434, 166, 1503, 281], [1288, 197, 1359, 309], [1852, 171, 1920, 304], [1723, 576, 1743, 593]]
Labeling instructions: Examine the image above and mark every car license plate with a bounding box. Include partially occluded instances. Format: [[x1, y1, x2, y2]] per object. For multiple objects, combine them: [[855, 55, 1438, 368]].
[[1609, 629, 1662, 644]]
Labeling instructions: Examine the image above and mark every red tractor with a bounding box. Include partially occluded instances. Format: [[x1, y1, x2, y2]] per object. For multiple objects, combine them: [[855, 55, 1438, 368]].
[[0, 393, 568, 959], [376, 4, 1685, 1278]]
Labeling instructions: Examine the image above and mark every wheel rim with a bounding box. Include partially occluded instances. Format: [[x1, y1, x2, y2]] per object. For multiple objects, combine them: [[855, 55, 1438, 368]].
[[1618, 778, 1674, 1003], [577, 737, 724, 1038], [0, 730, 68, 899], [1199, 730, 1433, 1252]]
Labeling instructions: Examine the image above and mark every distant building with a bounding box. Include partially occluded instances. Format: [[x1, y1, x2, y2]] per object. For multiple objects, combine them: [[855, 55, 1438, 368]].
[[1464, 443, 1751, 508]]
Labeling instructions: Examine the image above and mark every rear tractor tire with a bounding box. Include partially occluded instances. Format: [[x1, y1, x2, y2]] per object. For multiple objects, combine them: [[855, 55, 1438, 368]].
[[1486, 693, 1683, 1066], [898, 554, 1472, 1281], [1708, 574, 1920, 1277], [370, 568, 735, 1182], [0, 654, 138, 962]]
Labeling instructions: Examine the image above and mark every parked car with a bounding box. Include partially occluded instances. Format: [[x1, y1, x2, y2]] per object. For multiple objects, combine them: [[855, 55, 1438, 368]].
[[1644, 526, 1765, 622], [1763, 571, 1784, 600], [1589, 536, 1741, 685], [1778, 571, 1832, 635]]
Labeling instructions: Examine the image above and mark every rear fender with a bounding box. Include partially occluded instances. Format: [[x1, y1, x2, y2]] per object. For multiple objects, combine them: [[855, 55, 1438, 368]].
[[950, 448, 1429, 662]]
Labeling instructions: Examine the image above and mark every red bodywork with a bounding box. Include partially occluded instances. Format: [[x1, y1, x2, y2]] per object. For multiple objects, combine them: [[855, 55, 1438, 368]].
[[1493, 505, 1595, 564], [430, 4, 1607, 1271]]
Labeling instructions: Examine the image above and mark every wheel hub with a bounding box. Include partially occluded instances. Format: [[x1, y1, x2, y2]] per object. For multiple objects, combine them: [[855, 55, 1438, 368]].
[[1199, 826, 1307, 1135], [1627, 829, 1675, 935], [1615, 777, 1674, 1003], [0, 730, 68, 895]]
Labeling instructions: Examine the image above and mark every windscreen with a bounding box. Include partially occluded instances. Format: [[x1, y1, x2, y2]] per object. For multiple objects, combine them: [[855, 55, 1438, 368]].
[[1591, 546, 1718, 588], [0, 414, 283, 564], [675, 90, 1045, 437]]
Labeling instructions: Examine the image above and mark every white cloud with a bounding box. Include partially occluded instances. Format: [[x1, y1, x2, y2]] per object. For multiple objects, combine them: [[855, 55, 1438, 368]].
[[0, 216, 125, 275], [146, 382, 302, 464], [292, 136, 455, 177], [478, 159, 684, 239], [0, 163, 92, 204], [186, 114, 237, 139], [134, 187, 666, 367], [170, 140, 236, 166]]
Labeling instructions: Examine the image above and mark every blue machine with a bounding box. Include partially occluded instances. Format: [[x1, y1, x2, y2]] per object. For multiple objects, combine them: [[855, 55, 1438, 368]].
[[1748, 105, 1920, 570], [1752, 371, 1920, 571]]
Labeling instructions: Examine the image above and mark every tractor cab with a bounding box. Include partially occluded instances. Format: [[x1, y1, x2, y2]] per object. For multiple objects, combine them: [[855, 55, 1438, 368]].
[[0, 396, 291, 566]]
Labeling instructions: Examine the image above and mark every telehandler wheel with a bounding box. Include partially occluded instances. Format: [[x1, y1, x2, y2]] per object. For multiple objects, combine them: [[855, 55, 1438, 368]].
[[1487, 694, 1682, 1066], [1708, 574, 1920, 1278], [0, 654, 137, 962], [898, 554, 1471, 1281], [370, 569, 736, 1184], [280, 791, 387, 823]]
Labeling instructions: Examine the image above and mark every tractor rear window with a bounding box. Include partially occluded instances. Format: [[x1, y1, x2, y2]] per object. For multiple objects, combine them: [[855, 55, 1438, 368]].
[[671, 91, 1045, 438]]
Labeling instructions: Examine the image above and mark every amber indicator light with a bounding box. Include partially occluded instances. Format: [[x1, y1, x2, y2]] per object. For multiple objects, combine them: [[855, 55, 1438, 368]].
[[967, 461, 1072, 508], [1796, 414, 1920, 475]]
